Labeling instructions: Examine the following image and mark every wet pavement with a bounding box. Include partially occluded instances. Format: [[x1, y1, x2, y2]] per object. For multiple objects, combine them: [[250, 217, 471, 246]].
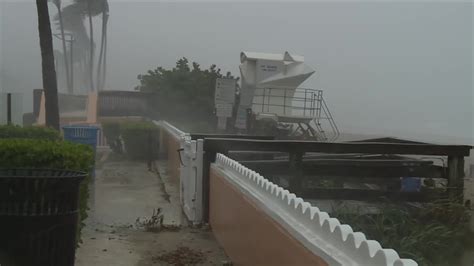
[[75, 150, 228, 265]]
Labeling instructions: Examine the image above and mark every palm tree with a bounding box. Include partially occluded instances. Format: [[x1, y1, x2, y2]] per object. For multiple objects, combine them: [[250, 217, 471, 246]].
[[55, 0, 107, 92], [85, 0, 95, 91], [96, 0, 109, 91], [36, 0, 60, 130], [51, 0, 72, 94], [54, 2, 88, 91]]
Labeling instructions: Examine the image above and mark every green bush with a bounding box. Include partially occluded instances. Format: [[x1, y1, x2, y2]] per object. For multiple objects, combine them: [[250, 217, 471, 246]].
[[332, 200, 473, 265], [136, 58, 234, 131], [0, 125, 61, 141], [0, 139, 94, 244], [102, 122, 121, 140], [121, 121, 160, 160], [102, 122, 123, 153]]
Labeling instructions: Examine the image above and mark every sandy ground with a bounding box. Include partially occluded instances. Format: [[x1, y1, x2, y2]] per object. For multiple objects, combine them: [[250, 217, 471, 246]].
[[75, 151, 228, 266]]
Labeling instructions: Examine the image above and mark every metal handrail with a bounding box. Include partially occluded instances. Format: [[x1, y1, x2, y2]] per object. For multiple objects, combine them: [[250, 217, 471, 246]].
[[253, 88, 322, 116], [252, 87, 339, 142], [321, 97, 340, 141]]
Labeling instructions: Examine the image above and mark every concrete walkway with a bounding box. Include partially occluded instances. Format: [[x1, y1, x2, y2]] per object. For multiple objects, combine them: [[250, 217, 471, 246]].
[[75, 151, 228, 265]]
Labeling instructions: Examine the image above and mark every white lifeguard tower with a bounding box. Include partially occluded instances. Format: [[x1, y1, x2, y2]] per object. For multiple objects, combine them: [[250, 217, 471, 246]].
[[237, 51, 339, 141]]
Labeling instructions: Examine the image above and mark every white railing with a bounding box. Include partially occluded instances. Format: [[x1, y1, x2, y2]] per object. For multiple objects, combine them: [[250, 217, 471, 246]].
[[96, 125, 108, 147], [156, 120, 204, 224], [214, 153, 417, 266], [157, 120, 186, 139], [180, 138, 204, 224]]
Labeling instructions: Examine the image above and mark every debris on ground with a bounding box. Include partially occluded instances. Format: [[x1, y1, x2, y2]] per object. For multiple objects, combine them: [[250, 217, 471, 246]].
[[161, 224, 181, 232], [135, 208, 164, 232], [75, 158, 229, 265], [152, 246, 205, 265]]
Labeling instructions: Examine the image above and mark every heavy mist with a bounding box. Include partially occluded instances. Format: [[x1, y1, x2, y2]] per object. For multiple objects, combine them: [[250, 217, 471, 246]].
[[0, 0, 472, 143]]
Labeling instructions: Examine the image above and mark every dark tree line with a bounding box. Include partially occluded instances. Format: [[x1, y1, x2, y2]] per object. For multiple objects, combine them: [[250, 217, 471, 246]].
[[136, 58, 236, 132]]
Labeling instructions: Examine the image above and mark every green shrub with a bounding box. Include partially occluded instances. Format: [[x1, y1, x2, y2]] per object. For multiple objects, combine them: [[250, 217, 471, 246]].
[[136, 58, 234, 132], [0, 139, 94, 244], [102, 122, 121, 140], [121, 121, 160, 160], [0, 125, 61, 141], [332, 200, 473, 265], [102, 122, 123, 153]]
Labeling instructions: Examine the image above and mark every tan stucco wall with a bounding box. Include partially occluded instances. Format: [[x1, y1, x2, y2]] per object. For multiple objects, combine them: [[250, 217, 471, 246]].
[[160, 128, 181, 180], [209, 166, 328, 266]]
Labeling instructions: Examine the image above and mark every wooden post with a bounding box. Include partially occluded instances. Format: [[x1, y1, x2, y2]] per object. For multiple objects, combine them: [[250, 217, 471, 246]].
[[457, 157, 465, 200], [202, 150, 217, 222], [289, 152, 304, 195], [447, 156, 465, 201], [7, 93, 12, 125]]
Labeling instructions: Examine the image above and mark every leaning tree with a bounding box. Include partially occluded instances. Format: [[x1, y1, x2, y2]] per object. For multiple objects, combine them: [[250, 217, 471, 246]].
[[36, 0, 60, 130]]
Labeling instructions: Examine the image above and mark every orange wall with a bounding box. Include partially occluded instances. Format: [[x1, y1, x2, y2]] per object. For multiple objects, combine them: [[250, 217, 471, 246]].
[[209, 166, 328, 266]]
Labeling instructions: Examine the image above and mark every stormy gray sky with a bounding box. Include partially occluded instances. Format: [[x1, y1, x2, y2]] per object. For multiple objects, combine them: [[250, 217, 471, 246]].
[[0, 0, 472, 143]]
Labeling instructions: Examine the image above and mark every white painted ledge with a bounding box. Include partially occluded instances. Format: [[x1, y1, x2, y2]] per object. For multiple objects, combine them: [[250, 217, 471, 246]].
[[214, 153, 417, 266], [155, 120, 188, 140]]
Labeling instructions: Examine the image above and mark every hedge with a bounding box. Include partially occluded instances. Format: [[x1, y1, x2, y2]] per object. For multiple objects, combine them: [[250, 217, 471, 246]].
[[0, 139, 94, 244], [0, 125, 61, 141], [102, 122, 121, 141], [121, 121, 160, 160], [102, 122, 122, 153]]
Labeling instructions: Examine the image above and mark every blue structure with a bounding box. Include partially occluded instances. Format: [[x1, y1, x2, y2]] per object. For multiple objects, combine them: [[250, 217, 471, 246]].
[[62, 125, 100, 177], [62, 125, 99, 151], [401, 177, 422, 192]]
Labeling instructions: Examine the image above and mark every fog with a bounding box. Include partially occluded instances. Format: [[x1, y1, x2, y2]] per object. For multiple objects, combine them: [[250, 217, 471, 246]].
[[0, 0, 472, 144]]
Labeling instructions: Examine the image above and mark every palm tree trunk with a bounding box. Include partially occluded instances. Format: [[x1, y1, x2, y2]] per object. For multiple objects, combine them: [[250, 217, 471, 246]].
[[96, 10, 106, 90], [87, 0, 95, 92], [55, 1, 72, 94], [81, 55, 87, 91], [97, 1, 109, 91], [36, 0, 60, 130], [102, 22, 108, 90], [69, 38, 74, 93]]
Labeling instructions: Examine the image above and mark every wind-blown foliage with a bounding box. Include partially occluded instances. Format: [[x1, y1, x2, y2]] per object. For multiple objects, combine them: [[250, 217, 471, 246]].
[[96, 0, 109, 91], [50, 0, 72, 93], [53, 2, 88, 66], [53, 0, 109, 92], [136, 58, 236, 132], [332, 200, 473, 265]]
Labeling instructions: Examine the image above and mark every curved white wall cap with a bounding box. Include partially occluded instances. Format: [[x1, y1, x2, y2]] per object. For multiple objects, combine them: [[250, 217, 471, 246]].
[[157, 120, 187, 139], [214, 153, 418, 266], [241, 51, 305, 63]]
